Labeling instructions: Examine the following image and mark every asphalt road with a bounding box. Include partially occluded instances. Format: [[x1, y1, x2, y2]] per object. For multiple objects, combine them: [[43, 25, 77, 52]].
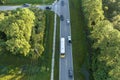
[[0, 6, 22, 10], [0, 5, 49, 11], [59, 0, 74, 80]]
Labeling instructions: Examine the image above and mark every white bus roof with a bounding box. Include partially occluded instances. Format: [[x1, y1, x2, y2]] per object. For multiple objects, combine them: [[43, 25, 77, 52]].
[[60, 38, 65, 53]]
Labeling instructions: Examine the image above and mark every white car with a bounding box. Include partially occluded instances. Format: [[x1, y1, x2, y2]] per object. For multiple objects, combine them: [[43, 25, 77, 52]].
[[68, 36, 71, 43], [66, 19, 70, 24]]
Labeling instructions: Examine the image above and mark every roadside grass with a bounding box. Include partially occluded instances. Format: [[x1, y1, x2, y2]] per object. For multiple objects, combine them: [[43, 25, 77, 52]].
[[0, 11, 54, 80], [54, 15, 60, 80], [69, 0, 89, 80], [3, 0, 54, 5]]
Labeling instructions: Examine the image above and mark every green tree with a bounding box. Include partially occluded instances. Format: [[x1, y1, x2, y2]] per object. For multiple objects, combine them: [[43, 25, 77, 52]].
[[82, 0, 120, 80], [6, 38, 30, 56], [0, 0, 6, 4], [0, 8, 35, 56], [90, 20, 120, 80], [82, 0, 104, 27], [0, 7, 46, 58], [0, 13, 4, 21], [29, 7, 45, 59], [112, 15, 120, 31]]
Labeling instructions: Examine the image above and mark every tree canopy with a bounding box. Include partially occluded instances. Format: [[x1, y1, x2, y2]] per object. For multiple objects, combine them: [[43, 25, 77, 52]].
[[82, 0, 120, 79], [0, 8, 45, 58], [90, 20, 120, 80]]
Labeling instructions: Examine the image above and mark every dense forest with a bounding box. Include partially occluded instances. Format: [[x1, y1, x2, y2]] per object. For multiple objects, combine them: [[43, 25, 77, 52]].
[[81, 0, 120, 80], [0, 8, 45, 59]]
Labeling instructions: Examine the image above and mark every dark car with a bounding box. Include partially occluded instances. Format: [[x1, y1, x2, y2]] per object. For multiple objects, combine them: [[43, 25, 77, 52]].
[[23, 3, 31, 7], [60, 15, 64, 21], [61, 1, 64, 6], [46, 6, 51, 10], [68, 69, 73, 78]]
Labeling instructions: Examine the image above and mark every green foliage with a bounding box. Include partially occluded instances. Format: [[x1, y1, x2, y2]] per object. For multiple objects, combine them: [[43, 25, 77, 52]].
[[112, 15, 120, 31], [0, 0, 6, 4], [29, 7, 45, 59], [0, 8, 35, 56], [90, 20, 120, 80], [102, 0, 120, 31], [82, 0, 104, 28], [82, 0, 120, 80], [0, 8, 45, 58], [90, 20, 113, 49], [102, 0, 120, 18], [6, 38, 30, 56], [0, 13, 5, 21]]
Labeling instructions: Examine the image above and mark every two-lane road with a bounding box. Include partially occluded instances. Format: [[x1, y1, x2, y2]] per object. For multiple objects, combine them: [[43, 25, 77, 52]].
[[59, 0, 74, 80]]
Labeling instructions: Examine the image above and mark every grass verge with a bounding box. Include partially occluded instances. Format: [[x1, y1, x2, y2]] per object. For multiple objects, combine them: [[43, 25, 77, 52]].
[[69, 0, 89, 80], [1, 0, 54, 5], [54, 15, 60, 80]]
